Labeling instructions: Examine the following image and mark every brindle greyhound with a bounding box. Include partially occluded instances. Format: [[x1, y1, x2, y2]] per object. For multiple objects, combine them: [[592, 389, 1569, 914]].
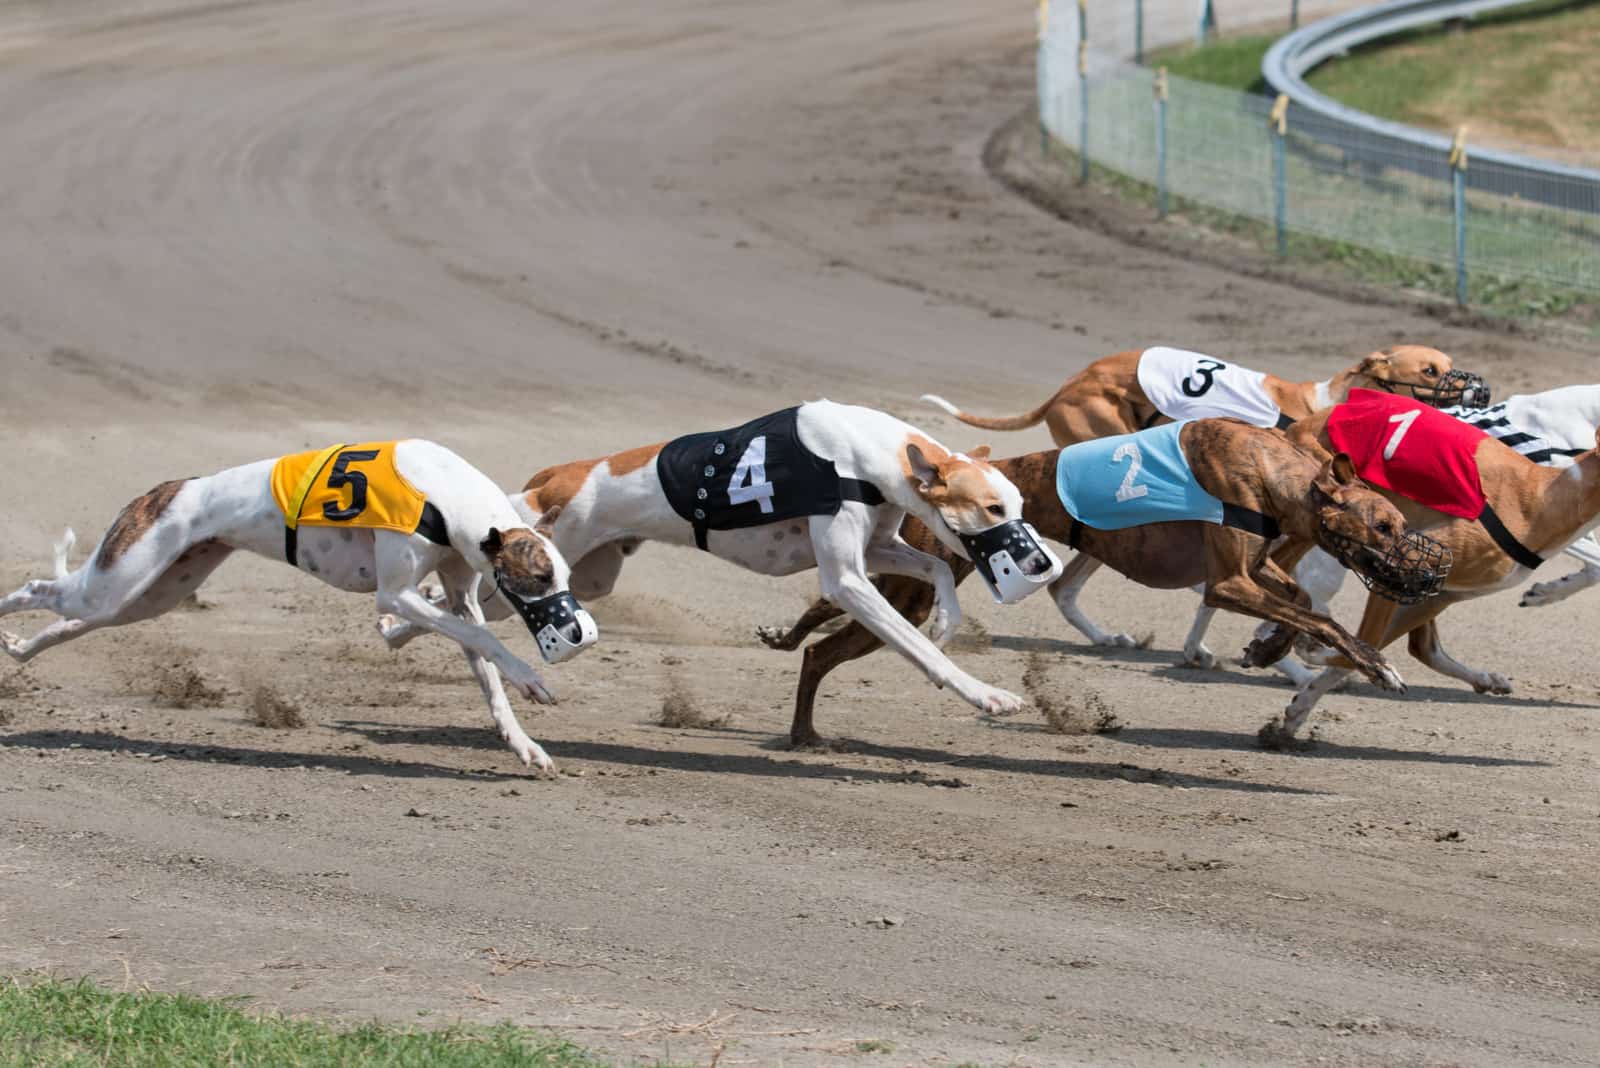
[[1257, 409, 1600, 745], [757, 420, 1431, 746]]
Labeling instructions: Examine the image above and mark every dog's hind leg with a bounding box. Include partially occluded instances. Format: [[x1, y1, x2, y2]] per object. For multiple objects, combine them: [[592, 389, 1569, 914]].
[[1407, 615, 1509, 695], [1521, 534, 1600, 607], [757, 595, 848, 652], [1048, 554, 1143, 648], [1181, 601, 1220, 669], [791, 576, 936, 745]]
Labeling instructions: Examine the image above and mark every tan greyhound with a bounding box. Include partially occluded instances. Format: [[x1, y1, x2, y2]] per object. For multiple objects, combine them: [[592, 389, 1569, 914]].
[[923, 345, 1485, 446], [1257, 391, 1600, 745]]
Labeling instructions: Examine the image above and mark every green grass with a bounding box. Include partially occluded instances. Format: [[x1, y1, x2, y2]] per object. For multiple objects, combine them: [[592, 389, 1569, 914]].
[[1303, 0, 1600, 159], [0, 977, 614, 1068], [1149, 34, 1274, 93]]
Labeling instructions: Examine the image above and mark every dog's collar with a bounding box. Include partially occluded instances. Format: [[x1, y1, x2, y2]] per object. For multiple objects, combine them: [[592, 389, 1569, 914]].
[[1478, 504, 1544, 570]]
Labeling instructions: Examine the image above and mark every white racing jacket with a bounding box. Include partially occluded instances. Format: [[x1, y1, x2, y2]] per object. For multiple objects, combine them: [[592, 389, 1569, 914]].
[[1135, 346, 1291, 430]]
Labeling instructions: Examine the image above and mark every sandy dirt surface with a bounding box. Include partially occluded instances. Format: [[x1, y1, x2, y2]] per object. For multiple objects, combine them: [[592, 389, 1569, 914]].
[[2, 2, 1599, 1064]]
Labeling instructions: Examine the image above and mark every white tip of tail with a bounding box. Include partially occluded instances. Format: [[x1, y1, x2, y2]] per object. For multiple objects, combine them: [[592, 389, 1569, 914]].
[[53, 528, 76, 579], [921, 393, 963, 417]]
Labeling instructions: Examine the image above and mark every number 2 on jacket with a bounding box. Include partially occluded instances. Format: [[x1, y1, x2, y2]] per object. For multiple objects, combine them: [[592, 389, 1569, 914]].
[[1113, 441, 1149, 503]]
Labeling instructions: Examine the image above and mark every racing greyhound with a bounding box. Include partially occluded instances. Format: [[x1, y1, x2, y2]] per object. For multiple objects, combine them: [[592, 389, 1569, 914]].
[[0, 440, 596, 772], [1256, 390, 1600, 744], [756, 419, 1445, 745], [379, 401, 1062, 716], [922, 344, 1484, 445]]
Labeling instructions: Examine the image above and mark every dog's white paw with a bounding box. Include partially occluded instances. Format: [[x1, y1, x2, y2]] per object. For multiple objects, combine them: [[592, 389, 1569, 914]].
[[503, 663, 555, 705], [1472, 672, 1512, 696], [0, 631, 20, 659], [1181, 644, 1219, 670], [977, 686, 1025, 717], [928, 605, 956, 648], [755, 624, 790, 650], [1098, 631, 1146, 649], [505, 731, 556, 774]]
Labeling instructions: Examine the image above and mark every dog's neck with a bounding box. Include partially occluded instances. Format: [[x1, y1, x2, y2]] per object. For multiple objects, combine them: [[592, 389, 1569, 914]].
[[1281, 366, 1368, 417]]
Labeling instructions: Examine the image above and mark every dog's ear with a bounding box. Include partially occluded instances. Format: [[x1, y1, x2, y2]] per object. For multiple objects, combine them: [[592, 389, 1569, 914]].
[[1357, 348, 1395, 376], [1330, 452, 1359, 485], [968, 444, 992, 462], [534, 504, 562, 536], [906, 442, 944, 490], [479, 527, 505, 558], [1313, 455, 1353, 502]]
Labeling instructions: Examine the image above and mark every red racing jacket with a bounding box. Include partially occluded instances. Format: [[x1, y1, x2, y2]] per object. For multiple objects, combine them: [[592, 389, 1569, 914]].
[[1325, 388, 1487, 519]]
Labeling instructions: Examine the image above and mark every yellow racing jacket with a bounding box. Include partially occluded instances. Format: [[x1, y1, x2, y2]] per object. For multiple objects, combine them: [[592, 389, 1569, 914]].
[[269, 442, 448, 564]]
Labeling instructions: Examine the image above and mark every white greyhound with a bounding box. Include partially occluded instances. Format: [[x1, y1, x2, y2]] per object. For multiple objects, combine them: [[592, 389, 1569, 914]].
[[0, 439, 597, 772], [380, 401, 1062, 717]]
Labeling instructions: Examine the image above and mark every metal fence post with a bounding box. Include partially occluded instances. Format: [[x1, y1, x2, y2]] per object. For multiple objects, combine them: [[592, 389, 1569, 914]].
[[1077, 0, 1089, 184], [1290, 0, 1300, 30], [1197, 0, 1215, 45], [1135, 0, 1144, 64], [1155, 68, 1169, 219], [1450, 125, 1469, 306], [1269, 94, 1289, 258], [1038, 0, 1050, 158]]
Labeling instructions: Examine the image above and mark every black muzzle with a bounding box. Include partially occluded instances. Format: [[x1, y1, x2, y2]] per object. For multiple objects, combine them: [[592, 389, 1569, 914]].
[[1381, 370, 1490, 409], [956, 519, 1063, 604], [1323, 528, 1453, 605], [497, 583, 599, 663]]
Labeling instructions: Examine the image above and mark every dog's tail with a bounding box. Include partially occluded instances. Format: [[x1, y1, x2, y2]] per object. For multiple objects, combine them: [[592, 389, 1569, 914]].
[[52, 527, 76, 580], [920, 392, 1054, 432]]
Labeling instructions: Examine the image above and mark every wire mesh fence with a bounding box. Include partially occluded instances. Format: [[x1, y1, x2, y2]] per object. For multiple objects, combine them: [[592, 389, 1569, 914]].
[[1039, 11, 1600, 303]]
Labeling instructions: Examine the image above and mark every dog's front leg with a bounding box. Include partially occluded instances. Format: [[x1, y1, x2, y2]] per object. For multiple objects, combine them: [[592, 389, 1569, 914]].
[[378, 580, 514, 650], [439, 564, 556, 774], [1047, 554, 1145, 649], [863, 537, 960, 647], [810, 511, 1021, 715]]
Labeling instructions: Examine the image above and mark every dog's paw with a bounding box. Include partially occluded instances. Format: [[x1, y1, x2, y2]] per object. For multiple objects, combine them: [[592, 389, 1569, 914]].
[[504, 731, 555, 774], [1472, 672, 1512, 696], [1180, 646, 1220, 670], [1519, 581, 1567, 608], [1100, 631, 1152, 650], [755, 624, 796, 651], [977, 686, 1025, 717], [1257, 719, 1313, 751], [928, 610, 957, 649], [504, 665, 555, 705], [0, 631, 20, 659], [1370, 661, 1406, 693]]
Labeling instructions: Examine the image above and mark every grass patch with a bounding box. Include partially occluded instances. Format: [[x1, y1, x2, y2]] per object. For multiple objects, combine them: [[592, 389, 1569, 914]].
[[1306, 0, 1600, 160], [0, 976, 610, 1067], [1149, 34, 1274, 93]]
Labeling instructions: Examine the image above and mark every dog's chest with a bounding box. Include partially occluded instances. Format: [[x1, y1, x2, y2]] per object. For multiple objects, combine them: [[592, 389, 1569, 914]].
[[293, 527, 379, 592]]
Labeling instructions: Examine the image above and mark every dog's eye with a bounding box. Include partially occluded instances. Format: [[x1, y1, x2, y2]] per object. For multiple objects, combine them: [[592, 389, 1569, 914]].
[[986, 504, 1006, 518], [533, 571, 555, 586], [1425, 366, 1438, 377], [1375, 521, 1393, 535]]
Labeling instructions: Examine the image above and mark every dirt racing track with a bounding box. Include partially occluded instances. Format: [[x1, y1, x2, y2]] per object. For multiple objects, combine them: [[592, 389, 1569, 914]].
[[1, 2, 1598, 1064]]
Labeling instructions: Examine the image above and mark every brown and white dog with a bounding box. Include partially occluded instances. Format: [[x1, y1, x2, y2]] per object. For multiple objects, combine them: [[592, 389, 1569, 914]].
[[379, 401, 1059, 716], [0, 440, 593, 771], [922, 344, 1479, 446], [1259, 400, 1600, 745], [756, 419, 1434, 746]]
